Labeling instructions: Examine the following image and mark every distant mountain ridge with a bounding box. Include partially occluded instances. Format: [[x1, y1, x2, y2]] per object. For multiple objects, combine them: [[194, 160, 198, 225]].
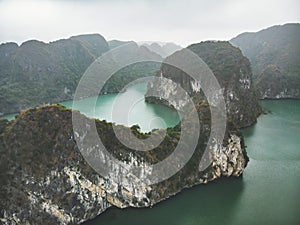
[[108, 40, 134, 49], [1, 23, 299, 116], [230, 23, 300, 98], [109, 40, 182, 58], [141, 42, 182, 58], [0, 34, 109, 115], [0, 35, 162, 115]]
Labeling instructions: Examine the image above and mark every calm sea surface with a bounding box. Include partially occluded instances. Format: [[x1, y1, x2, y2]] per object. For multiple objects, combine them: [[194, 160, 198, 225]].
[[2, 84, 299, 225], [83, 88, 300, 225]]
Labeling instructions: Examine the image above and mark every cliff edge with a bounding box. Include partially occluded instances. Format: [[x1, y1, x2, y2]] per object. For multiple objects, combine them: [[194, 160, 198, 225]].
[[0, 104, 248, 224]]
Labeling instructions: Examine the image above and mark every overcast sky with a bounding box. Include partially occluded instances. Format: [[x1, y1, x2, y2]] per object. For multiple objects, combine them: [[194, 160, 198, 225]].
[[0, 0, 299, 47]]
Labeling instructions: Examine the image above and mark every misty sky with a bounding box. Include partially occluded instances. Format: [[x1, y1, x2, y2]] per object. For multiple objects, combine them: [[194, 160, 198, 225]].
[[0, 0, 299, 47]]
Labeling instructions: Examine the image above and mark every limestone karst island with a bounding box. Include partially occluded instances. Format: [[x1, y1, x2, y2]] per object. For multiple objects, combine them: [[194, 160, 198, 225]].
[[0, 1, 299, 225]]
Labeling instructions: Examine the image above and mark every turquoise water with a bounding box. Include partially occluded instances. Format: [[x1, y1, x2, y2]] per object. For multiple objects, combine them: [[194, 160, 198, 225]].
[[61, 83, 180, 132], [83, 100, 300, 225], [2, 85, 300, 225], [0, 113, 18, 121], [1, 83, 180, 132]]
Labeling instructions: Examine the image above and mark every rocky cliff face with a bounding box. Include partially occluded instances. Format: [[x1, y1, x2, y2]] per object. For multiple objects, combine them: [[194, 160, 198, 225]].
[[146, 41, 261, 128], [230, 23, 300, 99], [0, 104, 248, 224], [255, 65, 300, 99]]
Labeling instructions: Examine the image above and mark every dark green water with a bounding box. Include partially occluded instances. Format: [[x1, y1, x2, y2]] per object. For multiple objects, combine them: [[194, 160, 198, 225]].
[[83, 100, 300, 225], [2, 85, 299, 225]]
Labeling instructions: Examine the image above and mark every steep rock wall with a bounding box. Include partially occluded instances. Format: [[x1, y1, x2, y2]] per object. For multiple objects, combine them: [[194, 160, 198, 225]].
[[0, 104, 248, 224], [146, 41, 261, 128]]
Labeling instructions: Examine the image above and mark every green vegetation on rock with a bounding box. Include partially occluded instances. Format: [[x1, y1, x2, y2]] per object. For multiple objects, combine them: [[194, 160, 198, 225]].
[[146, 41, 261, 128], [0, 34, 109, 115], [230, 23, 300, 98], [0, 35, 163, 115], [0, 103, 247, 224]]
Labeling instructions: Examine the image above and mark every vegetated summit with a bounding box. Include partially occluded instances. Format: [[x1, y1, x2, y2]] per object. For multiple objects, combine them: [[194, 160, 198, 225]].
[[0, 34, 162, 115], [230, 23, 300, 99], [146, 41, 261, 128]]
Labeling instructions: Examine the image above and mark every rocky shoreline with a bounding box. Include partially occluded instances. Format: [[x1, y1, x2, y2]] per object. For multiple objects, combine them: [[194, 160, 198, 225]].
[[0, 103, 248, 225]]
